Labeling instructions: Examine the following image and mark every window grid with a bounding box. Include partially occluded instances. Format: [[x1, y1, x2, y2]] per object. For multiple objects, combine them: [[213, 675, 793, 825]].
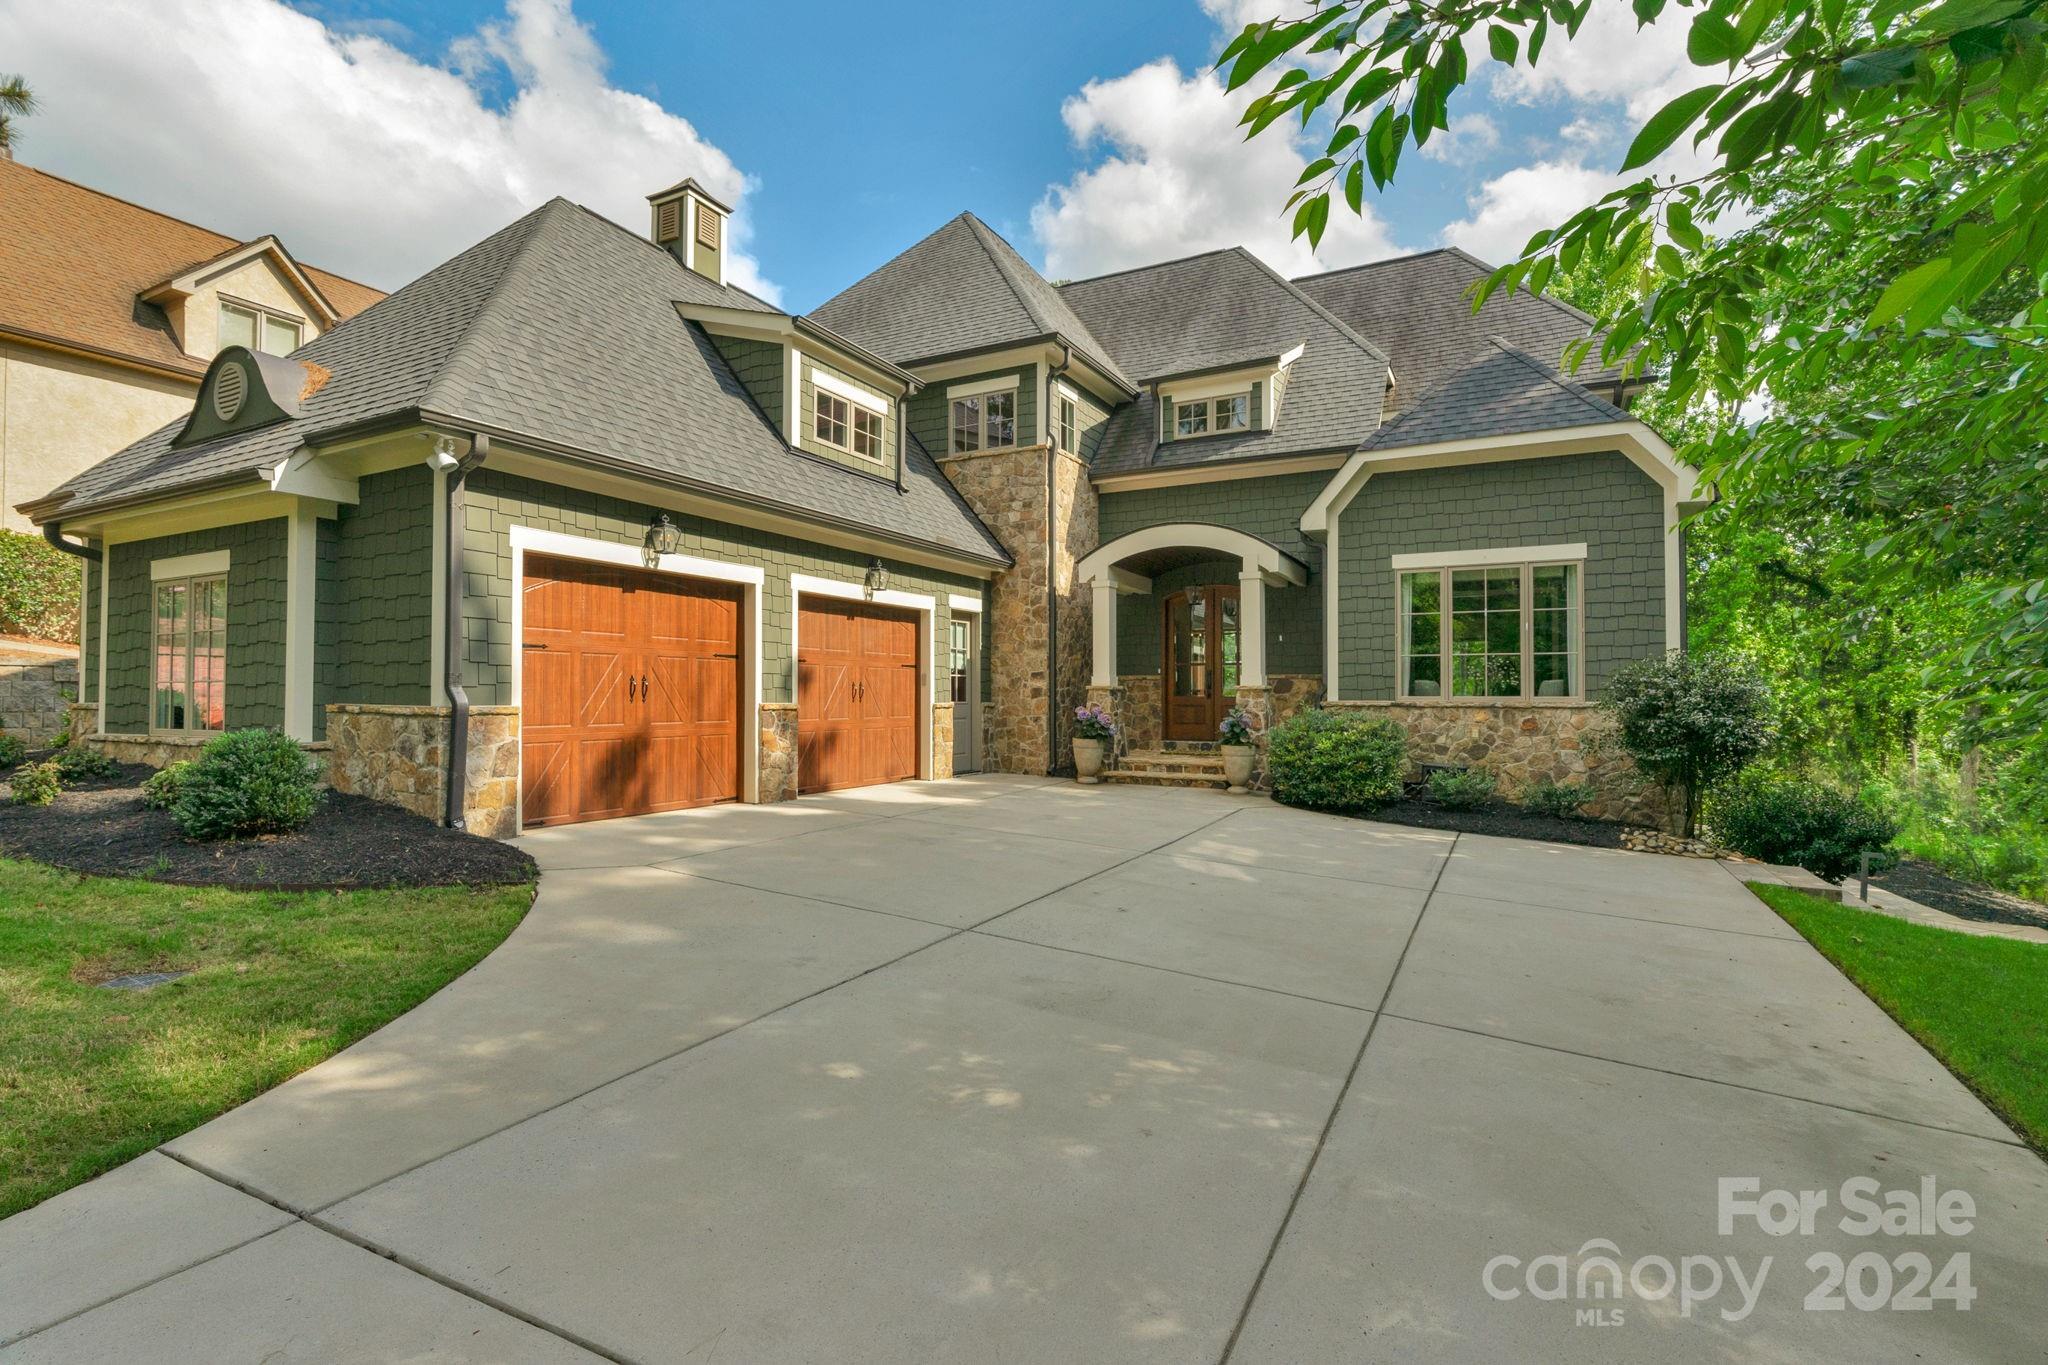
[[813, 389, 850, 449], [1395, 560, 1583, 702], [154, 574, 226, 733], [219, 301, 303, 357], [949, 389, 1016, 453], [1171, 392, 1251, 439]]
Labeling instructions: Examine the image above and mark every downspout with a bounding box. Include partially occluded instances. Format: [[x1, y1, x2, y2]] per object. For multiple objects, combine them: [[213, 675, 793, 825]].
[[1045, 342, 1072, 775], [43, 523, 102, 563], [443, 433, 490, 829], [895, 383, 908, 494]]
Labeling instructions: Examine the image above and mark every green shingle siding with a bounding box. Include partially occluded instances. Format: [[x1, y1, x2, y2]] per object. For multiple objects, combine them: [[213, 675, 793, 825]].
[[1097, 472, 1327, 678], [328, 464, 435, 713], [79, 559, 99, 704], [908, 365, 1036, 457], [797, 352, 899, 479], [103, 519, 288, 734], [1335, 452, 1665, 700], [459, 469, 980, 706], [313, 517, 339, 739], [715, 336, 785, 436]]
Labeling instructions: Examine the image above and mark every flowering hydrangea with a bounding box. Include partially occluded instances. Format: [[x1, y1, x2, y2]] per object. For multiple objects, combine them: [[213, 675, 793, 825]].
[[1072, 703, 1118, 741], [1218, 708, 1255, 746]]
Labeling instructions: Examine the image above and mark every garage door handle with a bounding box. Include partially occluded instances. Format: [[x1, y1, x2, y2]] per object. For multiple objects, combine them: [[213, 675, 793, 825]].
[[641, 674, 649, 701], [628, 675, 637, 701]]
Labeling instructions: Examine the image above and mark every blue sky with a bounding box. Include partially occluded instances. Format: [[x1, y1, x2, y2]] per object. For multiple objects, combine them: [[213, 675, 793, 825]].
[[7, 0, 1698, 308]]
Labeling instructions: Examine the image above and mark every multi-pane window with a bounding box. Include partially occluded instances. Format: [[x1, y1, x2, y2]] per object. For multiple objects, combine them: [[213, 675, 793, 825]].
[[851, 404, 884, 460], [154, 575, 227, 732], [1397, 560, 1581, 701], [1057, 396, 1078, 453], [949, 389, 1016, 453], [813, 389, 850, 448], [1172, 392, 1251, 438], [948, 618, 972, 703], [218, 301, 302, 357]]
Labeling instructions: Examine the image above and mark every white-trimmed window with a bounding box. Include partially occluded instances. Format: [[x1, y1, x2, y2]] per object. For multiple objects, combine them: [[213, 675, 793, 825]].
[[1056, 395, 1078, 453], [813, 389, 850, 449], [218, 301, 302, 357], [154, 573, 227, 732], [1396, 556, 1582, 700], [950, 388, 1016, 453], [851, 404, 884, 460], [1172, 392, 1251, 438]]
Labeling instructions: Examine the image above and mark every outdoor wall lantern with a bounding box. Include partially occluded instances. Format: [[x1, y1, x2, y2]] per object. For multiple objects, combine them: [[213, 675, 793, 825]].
[[644, 512, 681, 567], [863, 557, 889, 600]]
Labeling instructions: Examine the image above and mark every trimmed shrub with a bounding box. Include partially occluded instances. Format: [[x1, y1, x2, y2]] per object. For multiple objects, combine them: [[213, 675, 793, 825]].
[[0, 529, 82, 641], [1603, 651, 1775, 835], [141, 760, 198, 812], [1711, 775, 1900, 882], [1426, 766, 1495, 810], [0, 733, 25, 770], [52, 745, 117, 782], [1522, 779, 1592, 819], [9, 761, 61, 807], [171, 728, 325, 841], [1267, 708, 1407, 812]]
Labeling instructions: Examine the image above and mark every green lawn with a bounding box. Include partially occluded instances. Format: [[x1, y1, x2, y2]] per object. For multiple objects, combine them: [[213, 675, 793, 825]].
[[0, 857, 531, 1219], [1751, 882, 2048, 1153]]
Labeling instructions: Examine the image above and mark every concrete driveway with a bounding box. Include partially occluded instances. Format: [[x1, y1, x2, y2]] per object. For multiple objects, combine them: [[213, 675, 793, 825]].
[[5, 775, 2044, 1362]]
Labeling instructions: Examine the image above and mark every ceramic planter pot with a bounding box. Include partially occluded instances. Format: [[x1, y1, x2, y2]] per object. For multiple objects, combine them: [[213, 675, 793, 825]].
[[1073, 737, 1107, 783], [1220, 743, 1255, 794]]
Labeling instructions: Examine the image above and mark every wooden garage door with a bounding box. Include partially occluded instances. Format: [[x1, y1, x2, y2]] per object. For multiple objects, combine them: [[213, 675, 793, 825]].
[[797, 600, 919, 794], [521, 554, 740, 828]]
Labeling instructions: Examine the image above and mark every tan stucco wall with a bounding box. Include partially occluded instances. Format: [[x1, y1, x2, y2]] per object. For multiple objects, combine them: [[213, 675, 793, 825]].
[[0, 342, 192, 531], [171, 253, 327, 358]]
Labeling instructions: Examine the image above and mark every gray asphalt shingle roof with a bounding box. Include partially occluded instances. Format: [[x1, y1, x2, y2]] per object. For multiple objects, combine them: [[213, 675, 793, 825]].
[[35, 199, 1007, 566], [1057, 247, 1390, 475], [809, 214, 1131, 389], [1292, 248, 1628, 414], [1362, 337, 1629, 450]]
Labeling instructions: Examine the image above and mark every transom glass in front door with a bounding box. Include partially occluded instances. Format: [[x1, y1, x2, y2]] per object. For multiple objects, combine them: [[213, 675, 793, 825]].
[[1163, 585, 1239, 742]]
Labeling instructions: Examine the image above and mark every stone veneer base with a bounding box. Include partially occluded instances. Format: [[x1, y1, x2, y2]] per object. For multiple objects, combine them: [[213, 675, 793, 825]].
[[1328, 699, 1669, 829], [324, 704, 521, 840]]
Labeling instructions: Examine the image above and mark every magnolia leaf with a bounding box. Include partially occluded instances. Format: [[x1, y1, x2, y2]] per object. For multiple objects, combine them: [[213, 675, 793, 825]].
[[1621, 85, 1721, 171]]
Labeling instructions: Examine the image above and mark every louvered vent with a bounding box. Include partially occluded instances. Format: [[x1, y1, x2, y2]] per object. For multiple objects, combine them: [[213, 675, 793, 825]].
[[212, 362, 248, 422], [696, 203, 721, 250], [655, 198, 681, 243]]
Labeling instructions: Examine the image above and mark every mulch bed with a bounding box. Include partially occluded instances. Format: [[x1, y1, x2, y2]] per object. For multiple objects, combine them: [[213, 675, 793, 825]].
[[1326, 791, 1629, 849], [1870, 857, 2048, 932], [0, 759, 535, 889]]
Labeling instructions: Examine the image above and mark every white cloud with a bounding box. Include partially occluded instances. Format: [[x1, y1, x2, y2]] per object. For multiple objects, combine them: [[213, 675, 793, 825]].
[[1, 0, 778, 300], [1032, 57, 1401, 282], [1418, 113, 1502, 163], [1438, 159, 1621, 265], [1489, 3, 1696, 126]]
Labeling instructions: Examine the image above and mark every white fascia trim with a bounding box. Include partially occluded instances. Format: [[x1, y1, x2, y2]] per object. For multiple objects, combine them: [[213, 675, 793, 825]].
[[1165, 371, 1265, 405], [787, 345, 804, 438], [507, 523, 765, 809], [151, 549, 230, 580], [947, 592, 984, 614], [1077, 522, 1307, 588], [791, 573, 938, 781], [1390, 543, 1587, 571], [946, 376, 1020, 400], [1053, 380, 1082, 406], [811, 366, 889, 415]]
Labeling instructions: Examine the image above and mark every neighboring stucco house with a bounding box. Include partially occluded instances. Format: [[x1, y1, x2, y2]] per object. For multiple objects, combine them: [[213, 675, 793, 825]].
[[21, 178, 1702, 837], [0, 158, 384, 535]]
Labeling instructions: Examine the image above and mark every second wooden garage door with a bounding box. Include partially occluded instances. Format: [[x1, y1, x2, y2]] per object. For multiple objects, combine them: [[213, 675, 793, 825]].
[[521, 554, 740, 828], [797, 600, 919, 794]]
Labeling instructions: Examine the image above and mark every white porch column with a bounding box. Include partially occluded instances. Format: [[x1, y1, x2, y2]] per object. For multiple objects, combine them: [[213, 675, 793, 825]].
[[283, 501, 320, 741], [1090, 578, 1118, 687], [1238, 569, 1267, 689]]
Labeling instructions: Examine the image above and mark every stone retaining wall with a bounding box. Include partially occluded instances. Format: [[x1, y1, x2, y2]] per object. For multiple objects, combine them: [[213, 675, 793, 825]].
[[0, 653, 79, 746], [1329, 700, 1670, 829], [325, 703, 521, 839]]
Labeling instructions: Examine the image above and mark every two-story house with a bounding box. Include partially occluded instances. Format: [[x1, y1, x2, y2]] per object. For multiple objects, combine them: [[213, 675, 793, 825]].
[[19, 178, 1701, 837]]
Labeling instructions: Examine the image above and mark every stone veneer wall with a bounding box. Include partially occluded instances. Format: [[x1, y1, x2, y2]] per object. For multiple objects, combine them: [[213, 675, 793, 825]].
[[0, 652, 78, 746], [1329, 700, 1670, 829], [932, 701, 955, 781], [938, 442, 1095, 775], [1110, 671, 1316, 752], [325, 703, 521, 839], [758, 703, 799, 803]]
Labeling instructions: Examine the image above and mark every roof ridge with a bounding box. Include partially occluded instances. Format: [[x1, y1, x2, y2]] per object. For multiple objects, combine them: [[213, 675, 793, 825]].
[[1228, 247, 1391, 368], [1484, 335, 1622, 419], [1055, 244, 1241, 289], [1289, 246, 1462, 282], [1, 159, 385, 296], [961, 214, 1055, 337], [419, 199, 572, 415]]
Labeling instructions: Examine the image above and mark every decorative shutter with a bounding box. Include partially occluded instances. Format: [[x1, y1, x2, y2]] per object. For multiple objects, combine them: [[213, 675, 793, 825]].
[[655, 199, 681, 243], [696, 203, 721, 250]]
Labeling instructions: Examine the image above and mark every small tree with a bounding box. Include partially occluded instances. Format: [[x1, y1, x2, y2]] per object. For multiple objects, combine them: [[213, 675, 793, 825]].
[[1603, 652, 1774, 837]]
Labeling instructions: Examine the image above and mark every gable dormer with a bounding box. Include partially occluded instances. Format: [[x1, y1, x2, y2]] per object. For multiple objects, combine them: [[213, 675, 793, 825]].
[[648, 178, 731, 287], [138, 236, 340, 361]]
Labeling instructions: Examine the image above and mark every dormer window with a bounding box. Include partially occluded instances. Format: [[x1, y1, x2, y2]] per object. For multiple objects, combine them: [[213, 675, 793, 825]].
[[950, 384, 1017, 453], [219, 301, 301, 357], [1176, 392, 1250, 438], [813, 387, 886, 462]]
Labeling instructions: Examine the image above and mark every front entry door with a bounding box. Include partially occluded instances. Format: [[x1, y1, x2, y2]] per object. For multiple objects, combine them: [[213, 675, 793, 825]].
[[1163, 585, 1240, 742]]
